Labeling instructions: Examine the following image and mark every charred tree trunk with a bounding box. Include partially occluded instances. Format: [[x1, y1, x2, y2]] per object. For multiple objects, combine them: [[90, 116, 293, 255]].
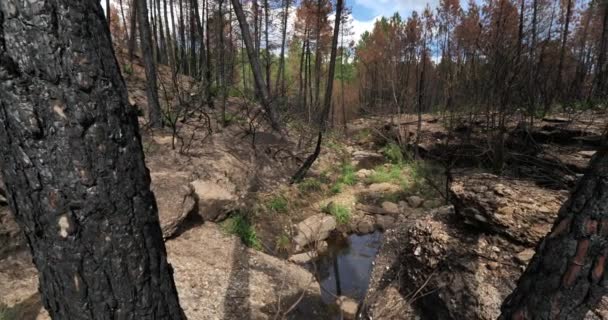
[[556, 0, 573, 103], [231, 0, 280, 131], [291, 0, 342, 183], [0, 1, 184, 318], [137, 0, 164, 128], [500, 147, 608, 320], [128, 0, 138, 60], [275, 0, 290, 98], [263, 0, 271, 95]]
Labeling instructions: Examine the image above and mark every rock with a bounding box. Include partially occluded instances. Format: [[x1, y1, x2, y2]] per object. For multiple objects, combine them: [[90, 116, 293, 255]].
[[337, 296, 359, 320], [486, 262, 499, 270], [381, 201, 400, 215], [407, 195, 424, 208], [423, 199, 441, 209], [363, 286, 417, 320], [357, 216, 375, 234], [293, 214, 337, 249], [356, 203, 397, 216], [352, 151, 384, 169], [166, 224, 326, 320], [317, 241, 329, 255], [578, 150, 597, 158], [356, 169, 373, 179], [375, 215, 396, 231], [367, 183, 401, 194], [515, 249, 535, 265], [0, 176, 6, 206], [450, 173, 568, 245], [150, 172, 197, 239], [288, 251, 319, 264], [190, 179, 237, 222]]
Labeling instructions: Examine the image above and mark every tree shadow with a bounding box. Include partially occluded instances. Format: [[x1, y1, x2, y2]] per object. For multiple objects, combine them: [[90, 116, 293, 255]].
[[223, 239, 251, 320]]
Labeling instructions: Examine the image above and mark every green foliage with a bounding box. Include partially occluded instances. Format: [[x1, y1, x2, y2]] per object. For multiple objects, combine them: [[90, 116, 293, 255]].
[[275, 233, 291, 253], [123, 63, 133, 75], [354, 128, 372, 142], [0, 305, 16, 320], [367, 164, 405, 184], [298, 178, 323, 193], [380, 142, 405, 164], [222, 214, 262, 250], [267, 195, 288, 214], [330, 182, 344, 195], [338, 163, 357, 186], [323, 203, 351, 225]]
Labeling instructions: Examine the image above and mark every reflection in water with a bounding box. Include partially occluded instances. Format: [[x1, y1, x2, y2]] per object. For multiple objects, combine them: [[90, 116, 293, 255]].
[[316, 232, 383, 304]]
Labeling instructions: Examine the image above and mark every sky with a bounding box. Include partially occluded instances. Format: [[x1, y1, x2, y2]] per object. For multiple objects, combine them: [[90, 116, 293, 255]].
[[348, 0, 439, 43]]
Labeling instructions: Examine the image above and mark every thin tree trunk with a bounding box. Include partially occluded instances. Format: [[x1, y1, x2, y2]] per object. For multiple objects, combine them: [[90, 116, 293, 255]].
[[500, 147, 608, 320], [291, 0, 343, 183], [137, 0, 164, 127], [156, 0, 166, 63], [556, 0, 573, 103], [313, 0, 323, 110], [231, 0, 280, 130], [276, 0, 290, 98], [164, 0, 175, 68], [594, 3, 608, 99], [179, 0, 187, 73], [129, 0, 138, 60], [264, 0, 271, 95], [0, 2, 184, 318]]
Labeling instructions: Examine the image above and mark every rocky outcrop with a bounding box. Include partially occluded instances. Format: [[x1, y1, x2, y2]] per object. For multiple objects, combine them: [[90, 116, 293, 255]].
[[352, 151, 385, 169], [1, 224, 328, 320], [150, 172, 198, 238], [293, 214, 337, 250], [450, 173, 568, 245], [191, 179, 238, 222]]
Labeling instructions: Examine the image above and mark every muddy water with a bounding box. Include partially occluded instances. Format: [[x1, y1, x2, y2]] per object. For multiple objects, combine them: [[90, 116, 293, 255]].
[[316, 231, 383, 304]]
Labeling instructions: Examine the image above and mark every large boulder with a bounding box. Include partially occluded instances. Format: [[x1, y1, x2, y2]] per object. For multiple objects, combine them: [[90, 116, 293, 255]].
[[352, 151, 385, 169], [450, 173, 568, 245], [166, 224, 327, 320], [293, 214, 337, 250], [190, 179, 238, 222], [150, 172, 197, 238]]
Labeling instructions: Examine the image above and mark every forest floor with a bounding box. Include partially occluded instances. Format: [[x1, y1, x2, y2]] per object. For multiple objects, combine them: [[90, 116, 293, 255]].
[[1, 52, 607, 320]]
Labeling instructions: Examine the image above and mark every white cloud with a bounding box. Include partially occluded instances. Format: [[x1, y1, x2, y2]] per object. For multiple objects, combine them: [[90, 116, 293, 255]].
[[354, 0, 438, 18]]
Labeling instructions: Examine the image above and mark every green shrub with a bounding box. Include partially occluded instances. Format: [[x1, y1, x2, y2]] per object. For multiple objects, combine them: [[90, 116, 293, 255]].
[[275, 233, 291, 252], [367, 164, 405, 184], [323, 203, 351, 225], [339, 163, 357, 186], [268, 195, 288, 214], [221, 214, 262, 250], [298, 178, 323, 193], [330, 182, 344, 195], [380, 142, 405, 164]]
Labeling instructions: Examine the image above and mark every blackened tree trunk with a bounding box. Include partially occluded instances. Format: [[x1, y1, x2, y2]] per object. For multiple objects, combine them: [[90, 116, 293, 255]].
[[128, 0, 138, 60], [499, 147, 608, 320], [0, 1, 184, 319], [291, 0, 342, 183], [136, 0, 164, 128], [595, 3, 608, 99], [231, 0, 280, 131], [275, 0, 290, 98]]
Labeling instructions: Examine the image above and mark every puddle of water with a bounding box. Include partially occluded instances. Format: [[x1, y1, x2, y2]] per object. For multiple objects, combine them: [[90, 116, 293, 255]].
[[315, 231, 384, 304]]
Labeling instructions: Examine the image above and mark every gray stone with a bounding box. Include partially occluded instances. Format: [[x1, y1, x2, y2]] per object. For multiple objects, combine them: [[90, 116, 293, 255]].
[[151, 172, 198, 239], [407, 195, 424, 208], [381, 201, 400, 215], [357, 216, 375, 234], [515, 249, 535, 265], [288, 251, 319, 264], [191, 179, 237, 222], [375, 215, 396, 231], [337, 296, 358, 320], [293, 214, 337, 249]]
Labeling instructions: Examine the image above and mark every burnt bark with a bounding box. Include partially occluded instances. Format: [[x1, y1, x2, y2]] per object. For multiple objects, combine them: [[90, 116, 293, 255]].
[[291, 0, 342, 183], [136, 0, 163, 128], [0, 1, 184, 319], [231, 0, 280, 131], [500, 147, 608, 320]]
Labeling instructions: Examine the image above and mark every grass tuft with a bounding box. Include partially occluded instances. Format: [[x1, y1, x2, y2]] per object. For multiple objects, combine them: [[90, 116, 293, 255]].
[[267, 195, 289, 214], [323, 203, 351, 225], [298, 178, 323, 193], [221, 214, 262, 250]]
